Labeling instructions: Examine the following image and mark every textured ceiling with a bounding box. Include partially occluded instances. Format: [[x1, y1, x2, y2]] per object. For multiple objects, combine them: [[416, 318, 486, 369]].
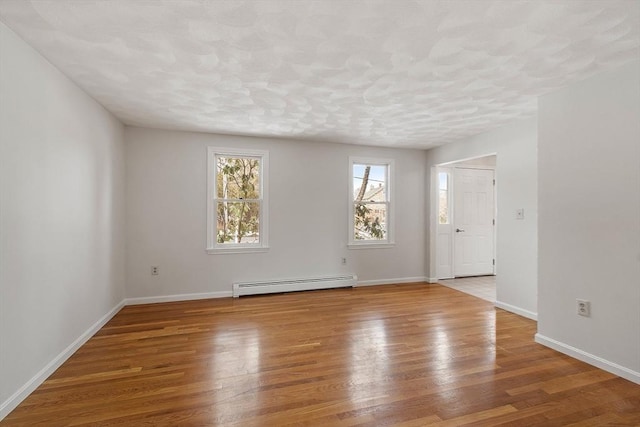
[[1, 0, 639, 148]]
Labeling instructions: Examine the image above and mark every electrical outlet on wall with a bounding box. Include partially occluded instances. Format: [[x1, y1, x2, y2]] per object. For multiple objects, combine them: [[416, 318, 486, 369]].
[[577, 299, 590, 317], [341, 257, 347, 265], [516, 208, 525, 220], [151, 266, 159, 275]]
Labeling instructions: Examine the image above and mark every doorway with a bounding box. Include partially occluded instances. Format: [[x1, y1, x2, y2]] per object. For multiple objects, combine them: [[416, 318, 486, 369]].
[[435, 155, 496, 281]]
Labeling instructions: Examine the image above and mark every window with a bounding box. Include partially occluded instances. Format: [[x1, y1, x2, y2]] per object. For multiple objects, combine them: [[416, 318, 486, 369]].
[[349, 157, 394, 248], [207, 147, 269, 253], [438, 172, 449, 224]]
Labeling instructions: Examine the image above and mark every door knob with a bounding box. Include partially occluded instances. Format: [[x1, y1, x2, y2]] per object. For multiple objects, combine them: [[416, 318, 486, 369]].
[[456, 228, 465, 233]]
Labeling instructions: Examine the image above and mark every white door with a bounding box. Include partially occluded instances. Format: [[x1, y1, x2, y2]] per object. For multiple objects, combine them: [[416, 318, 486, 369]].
[[453, 168, 495, 277]]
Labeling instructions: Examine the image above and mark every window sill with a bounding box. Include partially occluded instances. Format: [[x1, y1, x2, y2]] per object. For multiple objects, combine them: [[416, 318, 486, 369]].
[[347, 242, 395, 250], [206, 246, 269, 255]]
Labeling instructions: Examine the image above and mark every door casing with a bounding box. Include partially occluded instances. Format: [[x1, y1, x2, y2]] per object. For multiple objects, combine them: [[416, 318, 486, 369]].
[[434, 157, 497, 280]]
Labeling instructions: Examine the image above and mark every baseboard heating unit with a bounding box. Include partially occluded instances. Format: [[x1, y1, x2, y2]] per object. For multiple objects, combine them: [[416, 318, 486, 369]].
[[233, 275, 357, 297]]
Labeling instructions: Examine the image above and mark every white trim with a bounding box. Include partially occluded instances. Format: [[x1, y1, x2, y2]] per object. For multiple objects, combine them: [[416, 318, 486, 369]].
[[437, 153, 498, 167], [206, 147, 269, 253], [435, 166, 454, 279], [0, 300, 125, 421], [428, 153, 498, 289], [348, 156, 395, 247], [535, 334, 640, 385], [206, 247, 269, 255], [348, 243, 395, 250], [453, 165, 496, 171], [125, 291, 232, 305], [356, 276, 427, 286], [494, 300, 538, 321], [427, 277, 439, 283]]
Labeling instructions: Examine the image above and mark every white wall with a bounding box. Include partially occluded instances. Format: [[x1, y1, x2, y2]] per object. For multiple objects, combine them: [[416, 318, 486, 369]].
[[426, 118, 538, 319], [0, 22, 126, 417], [125, 127, 427, 299], [537, 61, 640, 383], [451, 155, 497, 168]]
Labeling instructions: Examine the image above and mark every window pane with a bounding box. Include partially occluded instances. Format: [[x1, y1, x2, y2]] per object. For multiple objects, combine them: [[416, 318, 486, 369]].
[[439, 190, 449, 224], [217, 157, 261, 199], [439, 172, 448, 190], [216, 201, 260, 244], [353, 164, 386, 202], [438, 172, 449, 224], [354, 202, 387, 240]]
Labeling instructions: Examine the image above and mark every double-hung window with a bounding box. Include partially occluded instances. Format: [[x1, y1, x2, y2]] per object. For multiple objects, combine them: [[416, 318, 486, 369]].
[[207, 147, 269, 254], [348, 157, 394, 248]]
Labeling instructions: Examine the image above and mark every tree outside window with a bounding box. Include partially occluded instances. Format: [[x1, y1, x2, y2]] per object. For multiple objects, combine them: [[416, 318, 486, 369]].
[[349, 158, 393, 247], [207, 147, 269, 253], [216, 156, 261, 244]]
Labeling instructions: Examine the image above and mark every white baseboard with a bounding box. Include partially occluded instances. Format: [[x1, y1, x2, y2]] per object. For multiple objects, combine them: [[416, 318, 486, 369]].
[[0, 300, 125, 421], [0, 290, 235, 421], [356, 276, 427, 287], [535, 334, 640, 385], [125, 291, 232, 305], [494, 300, 538, 321], [427, 277, 439, 284]]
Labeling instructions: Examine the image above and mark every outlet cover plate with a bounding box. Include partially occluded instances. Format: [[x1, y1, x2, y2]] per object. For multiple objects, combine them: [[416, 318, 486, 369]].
[[577, 299, 590, 317]]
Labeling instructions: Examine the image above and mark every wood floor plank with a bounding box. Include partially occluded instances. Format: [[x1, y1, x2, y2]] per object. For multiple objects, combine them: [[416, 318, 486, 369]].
[[2, 283, 639, 426]]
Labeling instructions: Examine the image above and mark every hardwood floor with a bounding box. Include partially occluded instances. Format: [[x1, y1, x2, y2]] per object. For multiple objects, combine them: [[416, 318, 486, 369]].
[[3, 283, 639, 426]]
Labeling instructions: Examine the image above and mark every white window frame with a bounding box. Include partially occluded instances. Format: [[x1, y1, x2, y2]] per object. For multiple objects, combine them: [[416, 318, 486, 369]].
[[206, 147, 269, 254], [348, 156, 395, 249]]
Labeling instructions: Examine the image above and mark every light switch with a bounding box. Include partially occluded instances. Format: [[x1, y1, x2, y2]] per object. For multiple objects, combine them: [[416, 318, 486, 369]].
[[516, 209, 525, 220]]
